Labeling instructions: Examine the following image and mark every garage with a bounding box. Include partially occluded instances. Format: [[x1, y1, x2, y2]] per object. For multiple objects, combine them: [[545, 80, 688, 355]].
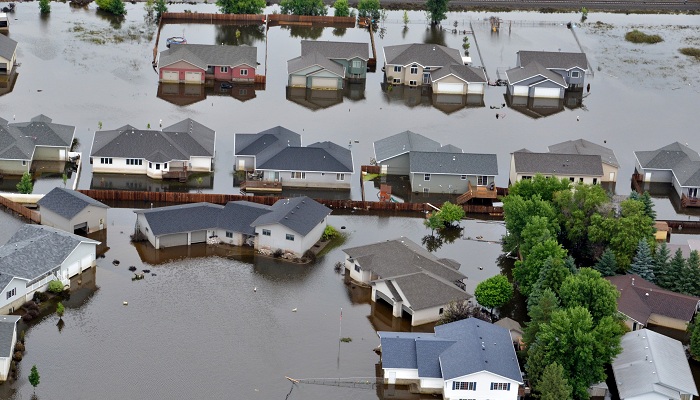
[[533, 87, 562, 98], [185, 71, 202, 84], [190, 230, 207, 244], [290, 75, 306, 87], [467, 83, 484, 94], [158, 233, 188, 248], [161, 71, 180, 82], [310, 77, 339, 90], [436, 82, 465, 94], [73, 222, 88, 235], [511, 85, 529, 96]]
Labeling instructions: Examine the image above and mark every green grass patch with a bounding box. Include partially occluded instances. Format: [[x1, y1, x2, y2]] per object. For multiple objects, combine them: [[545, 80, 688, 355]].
[[340, 337, 352, 343], [625, 29, 663, 44], [363, 173, 380, 181], [317, 232, 347, 258], [679, 47, 700, 60]]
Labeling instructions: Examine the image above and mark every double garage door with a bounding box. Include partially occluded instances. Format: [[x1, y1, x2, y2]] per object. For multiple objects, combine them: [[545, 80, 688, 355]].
[[311, 77, 338, 90], [436, 82, 465, 94], [533, 87, 561, 98]]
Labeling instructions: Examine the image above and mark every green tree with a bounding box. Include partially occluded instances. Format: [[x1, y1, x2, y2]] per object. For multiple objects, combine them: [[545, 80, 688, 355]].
[[514, 238, 567, 296], [436, 300, 490, 325], [535, 362, 573, 400], [523, 288, 559, 347], [631, 191, 657, 220], [155, 0, 168, 17], [280, 0, 328, 15], [56, 302, 65, 318], [95, 0, 126, 15], [690, 322, 700, 361], [553, 183, 608, 259], [653, 242, 671, 286], [333, 0, 349, 16], [594, 248, 618, 277], [16, 172, 33, 194], [357, 0, 380, 20], [509, 174, 571, 202], [520, 216, 554, 259], [217, 0, 265, 14], [29, 365, 40, 393], [425, 0, 448, 24], [423, 213, 444, 235], [474, 275, 513, 315], [629, 239, 655, 282], [48, 280, 64, 294], [436, 201, 464, 227], [62, 173, 68, 188], [527, 257, 572, 310], [39, 0, 51, 14], [402, 10, 409, 26], [503, 194, 559, 250], [667, 248, 687, 292], [681, 250, 700, 296], [559, 268, 619, 324]]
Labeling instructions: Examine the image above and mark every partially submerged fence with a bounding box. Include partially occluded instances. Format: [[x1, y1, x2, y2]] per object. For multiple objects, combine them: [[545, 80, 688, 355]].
[[160, 12, 266, 23], [0, 195, 40, 223]]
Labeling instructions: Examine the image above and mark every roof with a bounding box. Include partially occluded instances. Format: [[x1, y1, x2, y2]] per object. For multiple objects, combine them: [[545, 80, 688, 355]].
[[256, 141, 353, 173], [494, 317, 524, 336], [0, 225, 100, 291], [218, 201, 272, 236], [38, 188, 109, 220], [0, 33, 17, 61], [287, 51, 346, 78], [431, 64, 487, 83], [384, 43, 463, 67], [379, 318, 523, 383], [613, 329, 698, 399], [301, 40, 369, 60], [234, 126, 302, 162], [251, 196, 331, 236], [159, 44, 257, 70], [606, 274, 700, 325], [512, 151, 603, 177], [0, 115, 75, 161], [134, 203, 224, 236], [409, 151, 498, 176], [505, 61, 567, 87], [373, 131, 442, 163], [90, 119, 215, 162], [549, 139, 620, 168], [0, 315, 21, 358], [518, 50, 588, 70], [634, 142, 700, 187], [390, 272, 472, 310]]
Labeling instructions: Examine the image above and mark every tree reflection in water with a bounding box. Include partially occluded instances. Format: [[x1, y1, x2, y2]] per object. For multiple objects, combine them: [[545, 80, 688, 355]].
[[421, 225, 463, 252]]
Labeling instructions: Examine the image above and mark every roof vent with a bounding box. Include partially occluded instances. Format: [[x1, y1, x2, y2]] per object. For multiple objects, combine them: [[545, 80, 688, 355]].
[[645, 293, 649, 296]]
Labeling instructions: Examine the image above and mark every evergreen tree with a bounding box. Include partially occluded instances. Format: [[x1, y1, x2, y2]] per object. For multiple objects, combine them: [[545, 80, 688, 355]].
[[594, 248, 618, 276], [629, 239, 655, 282], [527, 257, 572, 311], [690, 322, 700, 361], [523, 289, 559, 348], [28, 365, 40, 392], [683, 250, 700, 296], [535, 362, 573, 400], [668, 248, 686, 292], [16, 172, 33, 194], [563, 256, 577, 274], [641, 191, 657, 220], [653, 242, 671, 287]]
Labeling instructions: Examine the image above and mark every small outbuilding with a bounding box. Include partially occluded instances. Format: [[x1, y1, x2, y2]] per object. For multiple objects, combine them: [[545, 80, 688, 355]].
[[38, 188, 109, 234], [0, 315, 21, 381]]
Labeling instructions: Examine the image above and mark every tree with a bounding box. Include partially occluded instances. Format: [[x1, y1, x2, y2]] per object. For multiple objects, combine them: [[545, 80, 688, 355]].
[[62, 173, 68, 188], [39, 0, 51, 14], [503, 194, 559, 251], [47, 280, 64, 294], [594, 248, 618, 277], [523, 289, 559, 348], [155, 0, 168, 17], [56, 302, 65, 318], [280, 0, 328, 16], [425, 0, 448, 24], [513, 238, 567, 296], [333, 0, 349, 16], [402, 10, 409, 26], [509, 174, 571, 202], [357, 0, 380, 20], [667, 248, 686, 292], [474, 275, 513, 315], [559, 268, 619, 324], [553, 183, 608, 260], [527, 257, 572, 310], [690, 322, 700, 361], [520, 216, 554, 260], [653, 242, 671, 286], [436, 300, 490, 325], [681, 250, 700, 296], [535, 362, 573, 400], [436, 201, 464, 227], [629, 239, 655, 282], [217, 0, 266, 14], [95, 0, 126, 15], [29, 365, 40, 393], [423, 213, 444, 235], [631, 191, 657, 220], [462, 35, 470, 55], [16, 172, 33, 194]]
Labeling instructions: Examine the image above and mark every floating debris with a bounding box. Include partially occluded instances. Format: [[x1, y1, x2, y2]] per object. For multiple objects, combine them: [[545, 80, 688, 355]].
[[123, 301, 128, 306], [151, 273, 157, 276], [113, 260, 120, 266], [142, 269, 151, 273], [292, 308, 298, 312], [128, 266, 137, 272]]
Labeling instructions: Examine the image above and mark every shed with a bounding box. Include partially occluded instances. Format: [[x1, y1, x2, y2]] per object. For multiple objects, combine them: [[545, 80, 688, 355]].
[[38, 188, 109, 234]]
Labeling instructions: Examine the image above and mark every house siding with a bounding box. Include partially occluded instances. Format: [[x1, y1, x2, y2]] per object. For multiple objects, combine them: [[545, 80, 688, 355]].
[[551, 67, 586, 87], [444, 371, 521, 400], [0, 159, 29, 175], [411, 305, 446, 326], [212, 65, 255, 82], [262, 170, 351, 190], [212, 229, 246, 246], [34, 146, 67, 161], [136, 213, 158, 249], [345, 255, 372, 284], [410, 173, 494, 194], [234, 155, 256, 171], [190, 156, 213, 172], [0, 51, 15, 74], [602, 164, 618, 183], [40, 205, 107, 234], [383, 368, 419, 385], [159, 60, 206, 83], [0, 278, 29, 315], [255, 216, 326, 257], [379, 153, 410, 175]]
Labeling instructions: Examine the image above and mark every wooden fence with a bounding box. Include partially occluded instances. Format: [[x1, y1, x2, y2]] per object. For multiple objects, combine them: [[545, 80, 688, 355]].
[[161, 12, 267, 23], [266, 14, 356, 26], [0, 195, 40, 223]]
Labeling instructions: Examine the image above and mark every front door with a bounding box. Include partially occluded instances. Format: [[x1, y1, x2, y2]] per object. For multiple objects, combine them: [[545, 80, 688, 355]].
[[690, 188, 698, 198], [422, 73, 431, 85]]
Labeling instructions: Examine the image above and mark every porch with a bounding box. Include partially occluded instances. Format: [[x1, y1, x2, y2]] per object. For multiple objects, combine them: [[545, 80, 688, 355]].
[[162, 162, 189, 182], [456, 181, 498, 204], [682, 194, 700, 208], [240, 172, 282, 193]]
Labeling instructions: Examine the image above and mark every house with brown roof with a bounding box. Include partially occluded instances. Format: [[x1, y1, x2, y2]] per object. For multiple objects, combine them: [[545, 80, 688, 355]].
[[606, 274, 700, 331]]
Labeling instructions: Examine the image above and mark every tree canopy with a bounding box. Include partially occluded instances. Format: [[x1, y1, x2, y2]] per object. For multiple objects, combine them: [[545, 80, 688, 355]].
[[509, 174, 571, 202], [629, 239, 655, 282], [436, 201, 465, 227], [527, 257, 572, 310], [95, 0, 126, 15], [280, 0, 328, 16], [357, 0, 380, 19], [332, 0, 349, 16], [594, 248, 618, 277], [523, 288, 559, 348], [559, 268, 619, 323], [216, 0, 266, 14], [535, 362, 573, 400], [513, 238, 567, 296], [474, 275, 513, 314], [29, 365, 40, 392], [553, 183, 608, 259], [503, 195, 559, 251], [16, 172, 33, 194], [425, 0, 449, 24]]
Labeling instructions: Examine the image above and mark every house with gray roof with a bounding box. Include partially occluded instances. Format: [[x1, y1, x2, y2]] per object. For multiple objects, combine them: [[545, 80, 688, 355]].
[[634, 142, 700, 205], [0, 115, 75, 176], [509, 150, 604, 185], [0, 33, 17, 75], [134, 196, 330, 257], [288, 40, 369, 90], [549, 139, 619, 183], [378, 318, 523, 398], [0, 225, 100, 314], [612, 329, 697, 400], [506, 50, 588, 99], [158, 44, 257, 84], [38, 188, 109, 234], [90, 118, 216, 180], [0, 315, 20, 381], [343, 237, 471, 326], [234, 127, 353, 192]]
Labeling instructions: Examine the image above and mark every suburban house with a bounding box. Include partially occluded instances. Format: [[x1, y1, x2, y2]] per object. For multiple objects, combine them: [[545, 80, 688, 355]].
[[606, 274, 700, 331], [612, 329, 698, 400], [158, 44, 257, 84], [494, 317, 524, 350], [90, 118, 216, 180], [383, 43, 486, 95], [38, 187, 109, 234], [234, 127, 353, 192], [505, 50, 588, 99], [548, 139, 619, 183], [0, 315, 20, 381], [287, 40, 369, 90], [134, 196, 331, 257], [634, 142, 700, 207], [509, 150, 604, 185], [343, 237, 471, 326], [0, 33, 16, 74], [0, 115, 75, 176], [0, 225, 100, 314], [0, 12, 9, 32], [378, 318, 523, 399]]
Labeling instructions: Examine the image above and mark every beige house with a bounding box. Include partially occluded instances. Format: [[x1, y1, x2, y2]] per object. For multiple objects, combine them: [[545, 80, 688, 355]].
[[548, 139, 619, 183], [0, 33, 16, 74], [509, 150, 604, 185]]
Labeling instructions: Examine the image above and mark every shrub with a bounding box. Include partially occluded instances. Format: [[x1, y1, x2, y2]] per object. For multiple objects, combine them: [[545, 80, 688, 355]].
[[273, 249, 284, 258], [303, 249, 317, 263], [48, 280, 64, 294], [39, 0, 51, 14], [680, 47, 700, 59], [12, 352, 22, 362], [340, 337, 352, 342], [322, 225, 339, 241], [16, 172, 33, 194], [21, 314, 33, 322], [22, 301, 39, 311], [56, 302, 65, 318], [14, 342, 25, 352], [32, 291, 49, 303], [95, 0, 127, 15], [28, 309, 40, 318], [625, 30, 663, 44], [333, 0, 349, 16]]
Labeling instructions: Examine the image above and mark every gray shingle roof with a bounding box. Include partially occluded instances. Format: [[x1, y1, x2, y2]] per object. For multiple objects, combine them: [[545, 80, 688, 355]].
[[409, 151, 498, 175], [159, 44, 257, 71], [431, 64, 487, 83], [379, 332, 425, 369], [90, 118, 215, 162], [251, 196, 331, 236], [505, 61, 567, 87], [287, 52, 345, 77], [384, 43, 463, 67], [512, 151, 603, 176], [416, 338, 457, 378], [518, 50, 588, 70], [549, 139, 619, 168], [373, 131, 442, 163], [0, 33, 17, 62], [219, 201, 272, 236], [256, 142, 353, 173], [438, 144, 463, 153], [38, 188, 109, 220], [135, 203, 224, 236], [635, 142, 700, 187], [235, 126, 302, 161], [390, 272, 472, 310], [301, 40, 370, 60], [0, 115, 75, 160], [613, 329, 698, 399], [0, 315, 21, 358]]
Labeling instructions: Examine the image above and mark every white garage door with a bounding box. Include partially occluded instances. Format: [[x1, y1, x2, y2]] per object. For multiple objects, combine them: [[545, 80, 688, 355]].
[[158, 233, 188, 248], [191, 230, 207, 243], [512, 85, 529, 96], [436, 82, 465, 94], [467, 83, 484, 94], [533, 87, 561, 98], [162, 71, 179, 82], [311, 77, 338, 90], [290, 75, 306, 87], [185, 71, 202, 83]]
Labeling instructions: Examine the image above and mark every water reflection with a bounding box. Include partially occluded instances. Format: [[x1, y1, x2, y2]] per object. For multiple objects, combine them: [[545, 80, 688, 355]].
[[283, 25, 324, 40], [423, 25, 447, 47], [91, 172, 213, 192], [214, 23, 265, 46], [0, 70, 17, 98], [286, 81, 366, 111], [95, 9, 124, 30], [157, 82, 261, 106], [381, 84, 484, 114], [504, 90, 583, 119]]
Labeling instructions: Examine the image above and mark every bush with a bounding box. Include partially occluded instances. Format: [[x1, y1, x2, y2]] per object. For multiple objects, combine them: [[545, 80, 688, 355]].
[[95, 0, 127, 15], [625, 30, 663, 44], [12, 352, 22, 362], [273, 249, 284, 258], [39, 0, 51, 14], [48, 280, 64, 294], [333, 0, 349, 16], [32, 291, 49, 303], [322, 225, 339, 241], [22, 301, 39, 312], [303, 249, 317, 263], [21, 314, 33, 322], [14, 342, 25, 352], [680, 47, 700, 59]]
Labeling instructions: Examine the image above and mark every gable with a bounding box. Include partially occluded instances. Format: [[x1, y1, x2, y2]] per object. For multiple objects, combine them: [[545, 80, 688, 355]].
[[160, 60, 205, 71]]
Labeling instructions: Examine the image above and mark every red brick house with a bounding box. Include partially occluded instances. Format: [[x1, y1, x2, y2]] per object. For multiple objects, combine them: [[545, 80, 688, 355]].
[[158, 44, 257, 84]]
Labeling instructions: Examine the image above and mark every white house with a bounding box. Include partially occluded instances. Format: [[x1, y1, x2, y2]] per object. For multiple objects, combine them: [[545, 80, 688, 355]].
[[90, 118, 216, 180], [0, 315, 20, 381], [0, 225, 100, 314], [378, 318, 523, 400], [509, 150, 604, 185], [0, 33, 16, 73], [38, 188, 109, 234], [634, 142, 700, 202]]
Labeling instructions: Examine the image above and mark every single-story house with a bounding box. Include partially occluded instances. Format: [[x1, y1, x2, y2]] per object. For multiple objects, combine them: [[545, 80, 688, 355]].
[[134, 196, 331, 257], [0, 33, 17, 74], [234, 127, 353, 191], [634, 142, 700, 202], [505, 61, 568, 99], [430, 64, 487, 95], [288, 40, 369, 90], [0, 225, 100, 314], [378, 318, 523, 399], [548, 139, 619, 183], [158, 44, 257, 84], [0, 315, 21, 381], [0, 115, 75, 176], [606, 274, 700, 331], [612, 329, 698, 400], [409, 151, 497, 195], [343, 237, 471, 326], [90, 118, 216, 180], [38, 187, 109, 234], [509, 150, 604, 185], [513, 50, 588, 90]]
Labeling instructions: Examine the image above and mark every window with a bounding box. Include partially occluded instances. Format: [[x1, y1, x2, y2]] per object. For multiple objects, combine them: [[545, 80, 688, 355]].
[[424, 67, 431, 71], [409, 80, 417, 86], [410, 65, 418, 74], [439, 307, 444, 314], [393, 66, 402, 73], [569, 177, 575, 182], [100, 158, 113, 164], [149, 162, 152, 169], [225, 231, 233, 238], [460, 175, 467, 180], [354, 265, 361, 272], [239, 89, 248, 96], [164, 163, 168, 169], [262, 229, 271, 236], [522, 176, 532, 180], [393, 78, 401, 84], [452, 382, 477, 391], [291, 171, 306, 179], [220, 66, 229, 73], [286, 234, 295, 241], [126, 159, 143, 166], [424, 174, 431, 181], [490, 383, 511, 391], [336, 173, 345, 181], [6, 288, 16, 300], [352, 60, 361, 68], [155, 163, 161, 170], [579, 177, 584, 183], [570, 70, 580, 78], [477, 176, 488, 185], [593, 178, 598, 185], [22, 160, 27, 166], [423, 188, 429, 194], [241, 69, 249, 76]]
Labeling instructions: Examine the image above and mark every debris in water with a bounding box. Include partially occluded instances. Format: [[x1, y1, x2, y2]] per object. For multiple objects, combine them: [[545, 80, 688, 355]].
[[151, 273, 157, 276], [113, 260, 120, 266], [142, 269, 151, 273], [123, 301, 128, 305], [128, 266, 136, 271], [254, 287, 257, 292], [292, 308, 298, 312]]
